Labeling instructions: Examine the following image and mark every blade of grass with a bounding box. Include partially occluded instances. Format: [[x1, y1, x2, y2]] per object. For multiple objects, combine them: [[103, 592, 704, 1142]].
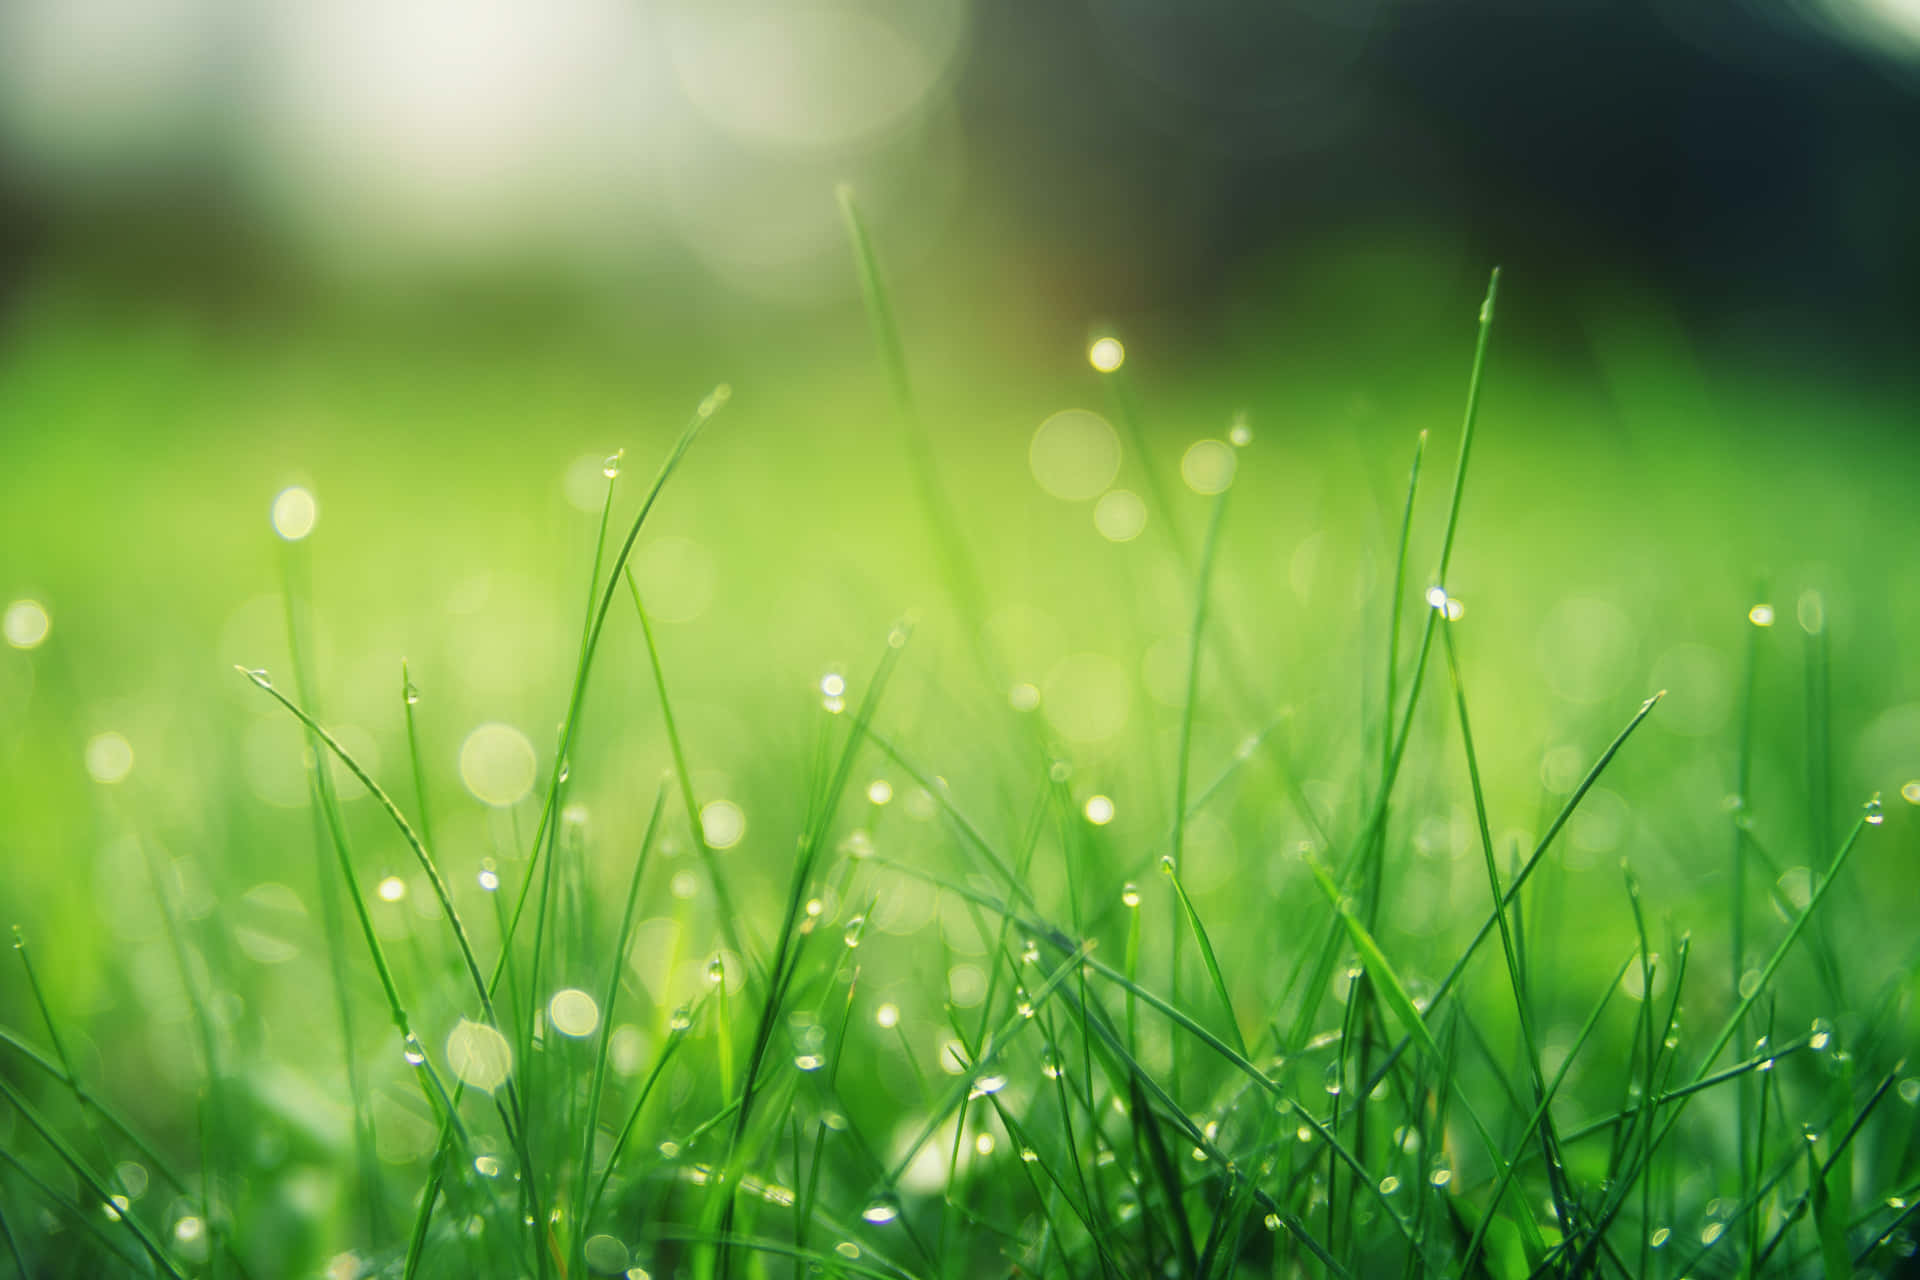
[[626, 567, 757, 979], [572, 784, 667, 1255]]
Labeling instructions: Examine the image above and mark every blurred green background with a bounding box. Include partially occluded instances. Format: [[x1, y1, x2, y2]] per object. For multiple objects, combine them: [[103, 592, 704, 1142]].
[[1, 0, 1917, 1268]]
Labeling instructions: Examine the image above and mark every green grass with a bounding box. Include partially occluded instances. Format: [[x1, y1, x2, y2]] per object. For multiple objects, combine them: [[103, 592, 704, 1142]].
[[1, 218, 1918, 1280]]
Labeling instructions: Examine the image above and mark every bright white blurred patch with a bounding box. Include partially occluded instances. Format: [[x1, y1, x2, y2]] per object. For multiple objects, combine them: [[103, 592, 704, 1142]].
[[875, 1002, 899, 1028], [445, 1018, 513, 1092], [701, 799, 746, 849], [867, 779, 893, 805], [376, 876, 407, 903], [86, 731, 133, 784], [1087, 336, 1125, 373], [1008, 682, 1041, 712], [458, 723, 536, 807], [632, 537, 715, 624], [1180, 439, 1236, 494], [1903, 780, 1920, 805], [1748, 603, 1775, 627], [1083, 794, 1115, 825], [1823, 0, 1920, 59], [1030, 410, 1122, 502], [1042, 652, 1131, 743], [0, 0, 220, 176], [666, 3, 963, 148], [245, 0, 665, 266], [1093, 489, 1147, 542], [272, 486, 318, 540], [3, 599, 50, 649], [548, 988, 600, 1038]]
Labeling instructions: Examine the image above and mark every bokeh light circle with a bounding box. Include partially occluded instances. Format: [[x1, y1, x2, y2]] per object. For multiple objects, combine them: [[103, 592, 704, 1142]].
[[1031, 410, 1122, 501], [458, 723, 536, 807]]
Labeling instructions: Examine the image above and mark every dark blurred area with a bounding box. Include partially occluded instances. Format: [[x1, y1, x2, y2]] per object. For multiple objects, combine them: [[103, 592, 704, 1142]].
[[0, 0, 1916, 381]]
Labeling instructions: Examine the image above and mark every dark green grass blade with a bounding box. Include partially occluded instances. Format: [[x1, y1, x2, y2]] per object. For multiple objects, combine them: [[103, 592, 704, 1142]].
[[0, 1073, 187, 1279], [241, 670, 503, 1036]]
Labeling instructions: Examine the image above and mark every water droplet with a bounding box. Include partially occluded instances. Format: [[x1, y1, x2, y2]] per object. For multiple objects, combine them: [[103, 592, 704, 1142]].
[[1378, 1175, 1401, 1195], [102, 1194, 130, 1221], [1229, 415, 1253, 448], [377, 876, 407, 904], [1015, 994, 1035, 1019], [1429, 1165, 1453, 1189], [861, 1202, 898, 1225], [477, 865, 500, 892], [402, 1035, 427, 1066], [834, 1242, 860, 1261], [820, 672, 846, 699], [1083, 794, 1115, 825], [174, 1216, 205, 1244], [793, 1054, 825, 1072], [1048, 759, 1072, 783], [1159, 854, 1176, 876], [875, 1003, 899, 1029], [1088, 336, 1125, 373], [1019, 1146, 1039, 1162], [1649, 1226, 1670, 1248], [1809, 1019, 1833, 1051], [1020, 939, 1040, 966], [1324, 1062, 1342, 1096], [602, 451, 624, 480], [1041, 1049, 1063, 1080], [1121, 881, 1141, 908], [1748, 603, 1774, 627], [1898, 1078, 1919, 1105], [842, 916, 866, 948], [1865, 794, 1885, 826], [474, 1155, 500, 1177], [706, 956, 725, 984], [1262, 1211, 1281, 1230], [1701, 1222, 1725, 1246], [1426, 585, 1449, 610], [969, 1073, 1008, 1098], [668, 1006, 693, 1032], [867, 779, 892, 805], [658, 1141, 680, 1159]]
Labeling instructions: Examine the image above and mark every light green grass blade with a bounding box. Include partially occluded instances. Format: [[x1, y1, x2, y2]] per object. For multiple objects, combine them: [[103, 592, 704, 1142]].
[[626, 567, 757, 979]]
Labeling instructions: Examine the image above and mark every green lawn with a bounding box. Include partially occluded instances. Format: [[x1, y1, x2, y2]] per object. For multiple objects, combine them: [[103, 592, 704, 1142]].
[[1, 238, 1917, 1278]]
